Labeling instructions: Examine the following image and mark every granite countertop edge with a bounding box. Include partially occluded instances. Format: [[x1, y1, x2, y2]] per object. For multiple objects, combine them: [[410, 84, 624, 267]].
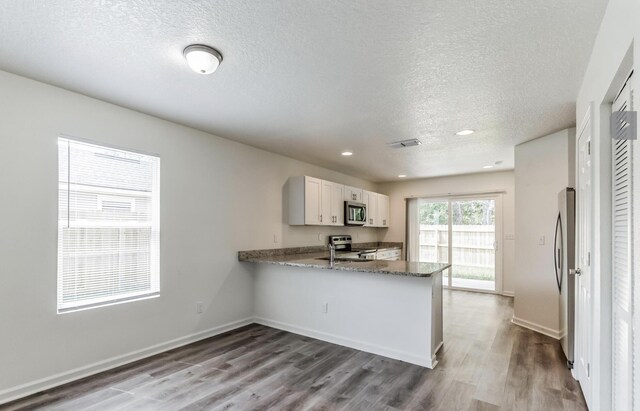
[[238, 251, 450, 278]]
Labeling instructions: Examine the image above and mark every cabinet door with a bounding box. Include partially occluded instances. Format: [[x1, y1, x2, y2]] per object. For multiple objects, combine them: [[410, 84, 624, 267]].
[[378, 194, 390, 227], [363, 190, 377, 226], [321, 180, 332, 225], [332, 183, 345, 225], [304, 177, 322, 225], [344, 186, 363, 202]]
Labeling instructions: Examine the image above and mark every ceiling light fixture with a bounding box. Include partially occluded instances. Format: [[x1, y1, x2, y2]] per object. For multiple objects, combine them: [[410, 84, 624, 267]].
[[183, 44, 223, 75], [398, 174, 407, 178], [341, 151, 353, 156], [456, 129, 475, 136], [482, 165, 494, 169]]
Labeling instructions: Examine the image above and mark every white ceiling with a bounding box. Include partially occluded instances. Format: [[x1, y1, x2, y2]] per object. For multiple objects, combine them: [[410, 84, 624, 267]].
[[0, 1, 608, 182]]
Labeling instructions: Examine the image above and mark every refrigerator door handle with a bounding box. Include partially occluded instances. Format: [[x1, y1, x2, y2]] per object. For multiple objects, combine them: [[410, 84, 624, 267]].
[[554, 212, 563, 292]]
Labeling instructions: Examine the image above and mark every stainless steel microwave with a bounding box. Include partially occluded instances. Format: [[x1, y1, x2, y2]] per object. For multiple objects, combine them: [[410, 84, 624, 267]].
[[345, 201, 366, 226]]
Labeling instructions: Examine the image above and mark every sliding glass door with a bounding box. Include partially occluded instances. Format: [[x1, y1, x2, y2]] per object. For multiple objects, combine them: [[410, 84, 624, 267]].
[[418, 200, 450, 286], [450, 199, 496, 291], [416, 196, 500, 293]]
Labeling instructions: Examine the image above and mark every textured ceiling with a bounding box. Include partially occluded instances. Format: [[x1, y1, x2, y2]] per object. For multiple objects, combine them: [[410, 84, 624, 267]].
[[0, 1, 608, 182]]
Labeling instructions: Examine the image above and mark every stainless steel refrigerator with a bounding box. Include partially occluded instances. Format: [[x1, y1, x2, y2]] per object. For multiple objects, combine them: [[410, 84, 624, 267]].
[[555, 187, 575, 368]]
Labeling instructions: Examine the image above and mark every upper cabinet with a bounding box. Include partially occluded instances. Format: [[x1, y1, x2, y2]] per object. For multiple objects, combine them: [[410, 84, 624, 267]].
[[322, 180, 344, 226], [344, 186, 363, 202], [363, 190, 377, 227], [362, 190, 390, 228], [377, 194, 390, 227], [289, 176, 344, 226], [289, 176, 389, 227]]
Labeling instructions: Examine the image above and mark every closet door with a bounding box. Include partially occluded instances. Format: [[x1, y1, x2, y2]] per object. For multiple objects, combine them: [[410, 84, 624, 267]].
[[611, 73, 634, 411]]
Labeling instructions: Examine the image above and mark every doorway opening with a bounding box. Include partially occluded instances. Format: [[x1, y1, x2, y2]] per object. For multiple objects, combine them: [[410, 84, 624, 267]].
[[415, 195, 502, 293]]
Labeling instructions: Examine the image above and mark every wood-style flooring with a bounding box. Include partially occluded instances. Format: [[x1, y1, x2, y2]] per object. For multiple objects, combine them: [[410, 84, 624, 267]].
[[3, 290, 586, 410]]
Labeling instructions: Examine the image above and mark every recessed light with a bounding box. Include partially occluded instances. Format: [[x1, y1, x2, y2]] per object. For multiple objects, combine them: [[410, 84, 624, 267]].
[[341, 151, 353, 156], [482, 165, 494, 169], [183, 44, 223, 75], [456, 129, 475, 136], [398, 174, 407, 178]]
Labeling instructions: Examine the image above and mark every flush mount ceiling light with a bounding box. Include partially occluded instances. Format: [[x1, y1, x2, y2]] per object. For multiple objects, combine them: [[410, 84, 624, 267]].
[[183, 44, 223, 75], [482, 165, 494, 169], [341, 151, 353, 156], [398, 174, 407, 178], [455, 129, 475, 136]]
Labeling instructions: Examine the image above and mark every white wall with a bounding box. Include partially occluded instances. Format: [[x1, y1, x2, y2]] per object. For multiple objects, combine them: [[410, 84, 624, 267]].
[[378, 171, 515, 295], [0, 70, 381, 402], [513, 129, 574, 338], [253, 264, 440, 368], [575, 0, 640, 408]]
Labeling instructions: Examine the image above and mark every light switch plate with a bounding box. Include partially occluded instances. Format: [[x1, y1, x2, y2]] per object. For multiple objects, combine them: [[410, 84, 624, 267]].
[[539, 235, 545, 245]]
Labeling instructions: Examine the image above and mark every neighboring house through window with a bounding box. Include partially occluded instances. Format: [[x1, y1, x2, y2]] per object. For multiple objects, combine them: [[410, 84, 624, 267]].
[[57, 137, 160, 312]]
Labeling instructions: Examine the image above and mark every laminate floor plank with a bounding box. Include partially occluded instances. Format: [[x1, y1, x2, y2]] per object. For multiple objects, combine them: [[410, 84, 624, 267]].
[[3, 290, 586, 411]]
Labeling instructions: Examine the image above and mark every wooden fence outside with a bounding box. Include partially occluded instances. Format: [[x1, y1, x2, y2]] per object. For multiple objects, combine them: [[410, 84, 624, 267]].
[[419, 224, 495, 268]]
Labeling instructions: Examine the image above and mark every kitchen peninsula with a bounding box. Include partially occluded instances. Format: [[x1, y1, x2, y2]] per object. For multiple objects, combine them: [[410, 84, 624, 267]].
[[238, 243, 450, 369]]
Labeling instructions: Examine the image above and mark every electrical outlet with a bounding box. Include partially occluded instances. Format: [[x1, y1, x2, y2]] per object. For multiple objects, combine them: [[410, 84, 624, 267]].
[[318, 233, 323, 241], [196, 301, 204, 314], [539, 235, 545, 245], [322, 302, 328, 314]]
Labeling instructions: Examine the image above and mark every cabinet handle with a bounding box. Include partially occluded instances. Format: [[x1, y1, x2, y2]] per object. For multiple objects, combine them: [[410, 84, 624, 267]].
[[320, 215, 323, 223]]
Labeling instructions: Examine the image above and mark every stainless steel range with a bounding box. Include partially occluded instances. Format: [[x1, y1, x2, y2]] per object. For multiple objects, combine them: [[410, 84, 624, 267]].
[[328, 235, 401, 261]]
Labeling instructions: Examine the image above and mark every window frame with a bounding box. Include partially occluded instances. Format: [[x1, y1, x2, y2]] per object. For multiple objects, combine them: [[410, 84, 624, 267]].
[[56, 136, 161, 313]]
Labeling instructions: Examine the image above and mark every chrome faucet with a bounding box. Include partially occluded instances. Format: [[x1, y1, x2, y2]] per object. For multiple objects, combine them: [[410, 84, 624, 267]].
[[328, 243, 336, 266]]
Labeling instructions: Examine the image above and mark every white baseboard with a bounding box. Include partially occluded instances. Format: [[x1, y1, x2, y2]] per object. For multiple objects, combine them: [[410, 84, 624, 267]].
[[253, 317, 434, 369], [501, 291, 515, 297], [511, 316, 560, 340], [0, 317, 254, 406]]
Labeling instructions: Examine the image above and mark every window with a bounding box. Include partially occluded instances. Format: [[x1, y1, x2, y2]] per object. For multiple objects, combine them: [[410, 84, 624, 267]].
[[57, 138, 160, 312]]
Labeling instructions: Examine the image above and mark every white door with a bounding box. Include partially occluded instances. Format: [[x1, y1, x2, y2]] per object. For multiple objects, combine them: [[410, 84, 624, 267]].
[[611, 75, 634, 411], [364, 191, 377, 227], [321, 180, 332, 226], [331, 183, 345, 225], [344, 186, 362, 202], [378, 194, 389, 227], [304, 176, 322, 225], [576, 110, 593, 406]]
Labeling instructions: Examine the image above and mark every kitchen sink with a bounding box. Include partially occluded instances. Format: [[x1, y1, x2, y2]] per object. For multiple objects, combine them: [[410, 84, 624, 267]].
[[315, 257, 371, 262]]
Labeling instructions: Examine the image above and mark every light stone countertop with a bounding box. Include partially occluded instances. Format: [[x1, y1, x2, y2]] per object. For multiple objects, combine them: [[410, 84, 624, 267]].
[[238, 249, 450, 278]]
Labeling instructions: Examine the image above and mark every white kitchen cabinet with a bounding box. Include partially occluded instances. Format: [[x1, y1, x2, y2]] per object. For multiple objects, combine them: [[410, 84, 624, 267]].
[[377, 194, 390, 227], [362, 191, 389, 227], [363, 190, 377, 227], [289, 176, 344, 226], [331, 182, 345, 225], [344, 186, 363, 202], [289, 176, 386, 227], [321, 180, 344, 226]]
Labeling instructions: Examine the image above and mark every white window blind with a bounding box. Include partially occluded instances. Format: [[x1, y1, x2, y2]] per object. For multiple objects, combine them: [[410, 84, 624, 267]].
[[57, 138, 160, 312]]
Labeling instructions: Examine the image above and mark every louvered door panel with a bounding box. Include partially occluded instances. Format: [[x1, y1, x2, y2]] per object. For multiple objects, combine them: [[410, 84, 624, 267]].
[[612, 75, 634, 411], [630, 86, 639, 411]]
